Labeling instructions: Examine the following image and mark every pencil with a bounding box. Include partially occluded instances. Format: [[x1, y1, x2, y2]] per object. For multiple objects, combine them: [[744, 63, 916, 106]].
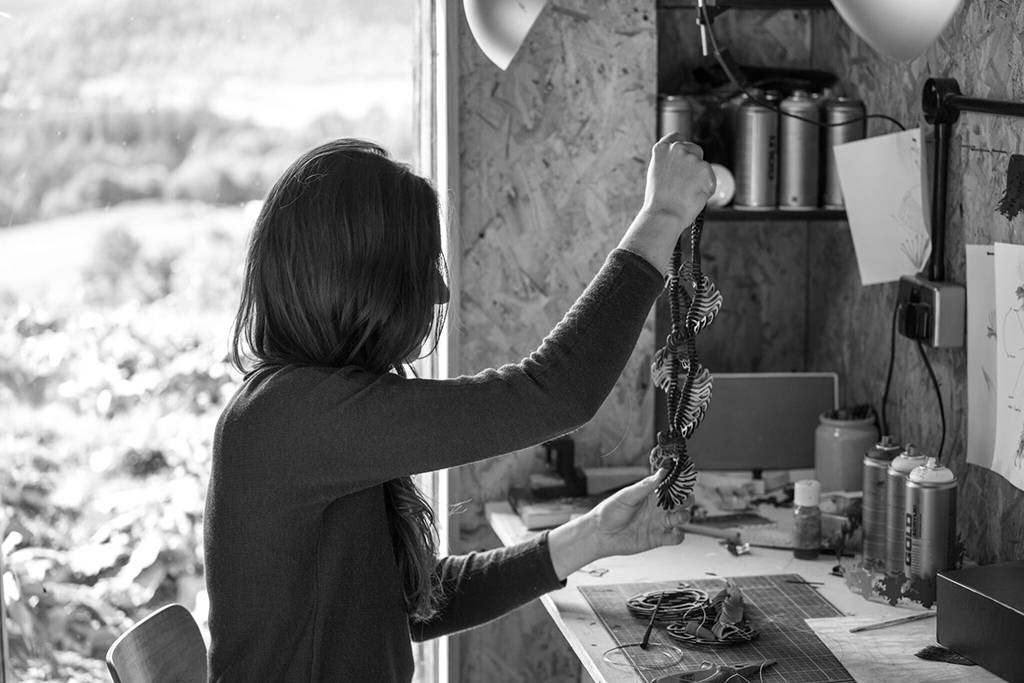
[[849, 612, 936, 633], [678, 523, 742, 544]]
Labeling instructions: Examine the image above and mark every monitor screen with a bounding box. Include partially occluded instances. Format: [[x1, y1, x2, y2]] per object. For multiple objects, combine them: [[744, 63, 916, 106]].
[[684, 372, 838, 472]]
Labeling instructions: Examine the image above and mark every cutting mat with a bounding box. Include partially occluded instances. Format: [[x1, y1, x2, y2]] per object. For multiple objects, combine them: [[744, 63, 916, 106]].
[[579, 574, 855, 683]]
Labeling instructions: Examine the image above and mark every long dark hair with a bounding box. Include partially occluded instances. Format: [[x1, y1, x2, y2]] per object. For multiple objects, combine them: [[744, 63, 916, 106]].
[[230, 138, 447, 620]]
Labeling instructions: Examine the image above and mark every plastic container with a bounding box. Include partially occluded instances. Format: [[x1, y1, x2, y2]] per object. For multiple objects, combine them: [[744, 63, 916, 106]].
[[792, 479, 822, 560], [814, 411, 879, 492]]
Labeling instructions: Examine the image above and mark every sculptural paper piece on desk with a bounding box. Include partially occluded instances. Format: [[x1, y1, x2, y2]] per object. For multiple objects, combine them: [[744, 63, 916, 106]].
[[833, 128, 932, 286], [966, 244, 997, 471], [991, 242, 1024, 492]]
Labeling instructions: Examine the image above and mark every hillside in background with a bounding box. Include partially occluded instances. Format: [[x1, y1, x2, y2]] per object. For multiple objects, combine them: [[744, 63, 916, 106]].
[[0, 3, 420, 680], [0, 0, 417, 227]]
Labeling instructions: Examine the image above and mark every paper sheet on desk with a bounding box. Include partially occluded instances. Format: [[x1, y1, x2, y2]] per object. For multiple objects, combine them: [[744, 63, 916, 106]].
[[833, 129, 931, 286], [807, 615, 1005, 683]]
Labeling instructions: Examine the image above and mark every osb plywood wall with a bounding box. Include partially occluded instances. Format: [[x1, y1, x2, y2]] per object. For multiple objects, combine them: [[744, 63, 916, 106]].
[[806, 0, 1024, 565], [452, 0, 1023, 680], [453, 2, 657, 681]]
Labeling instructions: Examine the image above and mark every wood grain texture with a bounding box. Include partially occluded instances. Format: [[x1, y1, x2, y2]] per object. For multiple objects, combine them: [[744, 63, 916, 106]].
[[453, 2, 658, 680], [808, 0, 1024, 565], [452, 1, 1024, 679]]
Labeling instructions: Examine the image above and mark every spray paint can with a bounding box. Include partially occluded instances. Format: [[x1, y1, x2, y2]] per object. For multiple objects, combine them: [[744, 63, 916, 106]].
[[733, 94, 778, 210], [861, 435, 903, 570], [778, 91, 821, 210], [658, 95, 693, 141], [822, 97, 867, 209], [885, 445, 926, 574], [905, 457, 958, 580]]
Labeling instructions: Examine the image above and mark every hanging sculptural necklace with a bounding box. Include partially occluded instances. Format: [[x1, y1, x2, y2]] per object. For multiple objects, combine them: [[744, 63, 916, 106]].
[[650, 208, 721, 510]]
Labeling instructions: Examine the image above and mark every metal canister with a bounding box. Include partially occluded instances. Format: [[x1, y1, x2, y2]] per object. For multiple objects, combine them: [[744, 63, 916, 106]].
[[885, 445, 926, 574], [658, 95, 693, 141], [861, 435, 902, 570], [778, 91, 821, 210], [733, 94, 778, 210], [904, 457, 958, 580], [822, 97, 867, 208]]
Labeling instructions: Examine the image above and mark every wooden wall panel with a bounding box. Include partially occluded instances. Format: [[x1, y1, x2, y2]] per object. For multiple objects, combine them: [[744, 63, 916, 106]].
[[808, 0, 1024, 563], [450, 1, 1024, 680], [453, 2, 657, 681]]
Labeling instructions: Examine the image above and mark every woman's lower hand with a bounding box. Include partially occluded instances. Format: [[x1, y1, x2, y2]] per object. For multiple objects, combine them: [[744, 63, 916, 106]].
[[546, 468, 692, 580], [590, 468, 693, 558]]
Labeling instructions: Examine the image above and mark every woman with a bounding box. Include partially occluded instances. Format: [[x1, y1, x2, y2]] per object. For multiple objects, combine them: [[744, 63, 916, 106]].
[[205, 134, 715, 682]]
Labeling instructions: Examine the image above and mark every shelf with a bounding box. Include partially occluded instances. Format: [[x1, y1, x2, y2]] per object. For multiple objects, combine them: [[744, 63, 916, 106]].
[[658, 0, 834, 8], [705, 207, 846, 221]]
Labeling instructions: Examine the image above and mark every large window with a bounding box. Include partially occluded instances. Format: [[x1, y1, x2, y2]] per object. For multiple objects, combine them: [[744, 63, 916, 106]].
[[0, 1, 423, 680]]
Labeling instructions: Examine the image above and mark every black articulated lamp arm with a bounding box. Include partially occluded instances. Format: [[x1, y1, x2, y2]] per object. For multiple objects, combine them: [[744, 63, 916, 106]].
[[922, 78, 1024, 282]]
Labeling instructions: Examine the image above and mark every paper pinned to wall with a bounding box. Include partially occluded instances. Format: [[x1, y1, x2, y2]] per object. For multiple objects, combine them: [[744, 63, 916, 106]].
[[991, 242, 1024, 491], [966, 245, 997, 470], [833, 129, 932, 286]]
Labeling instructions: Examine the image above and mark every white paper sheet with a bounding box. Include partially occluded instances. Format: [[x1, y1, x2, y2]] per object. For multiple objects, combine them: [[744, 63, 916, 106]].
[[992, 242, 1024, 491], [966, 245, 997, 470], [833, 129, 932, 286]]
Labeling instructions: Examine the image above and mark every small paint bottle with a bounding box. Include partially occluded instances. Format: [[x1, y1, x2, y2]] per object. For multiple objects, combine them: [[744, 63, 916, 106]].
[[792, 479, 822, 560]]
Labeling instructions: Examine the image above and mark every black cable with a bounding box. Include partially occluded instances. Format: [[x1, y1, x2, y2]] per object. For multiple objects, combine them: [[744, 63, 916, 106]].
[[880, 299, 899, 437], [915, 340, 946, 462], [697, 3, 907, 133]]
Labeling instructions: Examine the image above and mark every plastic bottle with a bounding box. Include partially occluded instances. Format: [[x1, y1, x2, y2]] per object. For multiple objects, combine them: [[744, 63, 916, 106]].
[[792, 479, 822, 560]]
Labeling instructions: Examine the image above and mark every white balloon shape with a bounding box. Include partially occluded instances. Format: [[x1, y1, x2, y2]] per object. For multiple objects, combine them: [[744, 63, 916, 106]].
[[829, 0, 963, 62], [463, 0, 550, 71]]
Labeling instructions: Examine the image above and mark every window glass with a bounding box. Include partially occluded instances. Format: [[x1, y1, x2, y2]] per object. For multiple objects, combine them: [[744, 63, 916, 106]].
[[0, 1, 415, 680]]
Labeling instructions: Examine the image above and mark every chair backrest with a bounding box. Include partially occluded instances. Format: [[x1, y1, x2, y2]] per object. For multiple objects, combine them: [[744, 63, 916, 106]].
[[106, 604, 208, 683]]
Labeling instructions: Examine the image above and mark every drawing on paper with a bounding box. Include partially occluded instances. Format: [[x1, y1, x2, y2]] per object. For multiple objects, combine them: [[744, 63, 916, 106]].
[[893, 186, 931, 272], [995, 243, 1024, 488]]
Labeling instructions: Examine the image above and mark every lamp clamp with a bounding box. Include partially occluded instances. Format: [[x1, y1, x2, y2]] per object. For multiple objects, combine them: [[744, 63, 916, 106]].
[[922, 78, 963, 126]]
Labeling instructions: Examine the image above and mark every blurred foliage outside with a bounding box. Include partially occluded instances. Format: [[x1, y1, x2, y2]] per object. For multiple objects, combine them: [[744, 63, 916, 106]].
[[0, 0, 415, 680]]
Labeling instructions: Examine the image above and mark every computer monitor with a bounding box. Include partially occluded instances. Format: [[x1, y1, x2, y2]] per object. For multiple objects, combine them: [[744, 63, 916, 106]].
[[684, 372, 839, 472]]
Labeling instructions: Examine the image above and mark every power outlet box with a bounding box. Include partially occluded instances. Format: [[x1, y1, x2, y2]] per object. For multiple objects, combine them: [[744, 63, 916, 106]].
[[896, 274, 966, 348]]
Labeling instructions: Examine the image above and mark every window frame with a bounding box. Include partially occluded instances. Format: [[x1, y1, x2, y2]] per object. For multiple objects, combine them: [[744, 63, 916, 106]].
[[411, 1, 459, 682]]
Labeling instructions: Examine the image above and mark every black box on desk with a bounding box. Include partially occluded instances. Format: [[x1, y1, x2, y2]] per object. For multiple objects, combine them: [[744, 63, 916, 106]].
[[937, 560, 1024, 683]]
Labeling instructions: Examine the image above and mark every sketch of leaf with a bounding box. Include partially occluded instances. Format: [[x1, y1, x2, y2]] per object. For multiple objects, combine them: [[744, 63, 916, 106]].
[[900, 234, 930, 272], [988, 309, 997, 339], [983, 367, 994, 393]]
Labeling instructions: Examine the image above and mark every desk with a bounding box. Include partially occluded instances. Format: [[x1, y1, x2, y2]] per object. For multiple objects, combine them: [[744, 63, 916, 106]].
[[484, 501, 1001, 683]]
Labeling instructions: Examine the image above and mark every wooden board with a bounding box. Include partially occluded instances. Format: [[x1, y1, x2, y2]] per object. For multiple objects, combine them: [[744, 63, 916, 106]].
[[806, 615, 1007, 683]]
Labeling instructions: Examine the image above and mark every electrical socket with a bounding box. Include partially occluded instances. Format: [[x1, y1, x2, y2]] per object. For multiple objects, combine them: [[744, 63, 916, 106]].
[[896, 274, 966, 348]]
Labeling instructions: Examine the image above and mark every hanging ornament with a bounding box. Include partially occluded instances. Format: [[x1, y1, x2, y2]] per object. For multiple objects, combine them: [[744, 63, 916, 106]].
[[650, 209, 721, 510]]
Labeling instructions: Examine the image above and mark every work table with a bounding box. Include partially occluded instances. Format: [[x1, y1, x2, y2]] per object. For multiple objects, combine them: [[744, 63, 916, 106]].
[[484, 501, 1005, 683]]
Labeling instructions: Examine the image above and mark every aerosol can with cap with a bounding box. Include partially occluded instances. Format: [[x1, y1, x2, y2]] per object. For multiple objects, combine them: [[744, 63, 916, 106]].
[[904, 457, 958, 580]]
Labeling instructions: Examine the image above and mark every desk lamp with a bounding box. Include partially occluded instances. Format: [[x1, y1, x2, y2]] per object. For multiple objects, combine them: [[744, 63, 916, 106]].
[[829, 0, 963, 63], [463, 0, 549, 70]]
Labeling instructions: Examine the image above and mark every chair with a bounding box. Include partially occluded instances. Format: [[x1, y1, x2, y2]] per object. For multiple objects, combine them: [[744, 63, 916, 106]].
[[106, 604, 208, 683]]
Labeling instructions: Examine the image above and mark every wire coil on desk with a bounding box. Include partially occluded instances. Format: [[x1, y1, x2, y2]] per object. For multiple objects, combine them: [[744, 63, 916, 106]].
[[625, 587, 711, 623]]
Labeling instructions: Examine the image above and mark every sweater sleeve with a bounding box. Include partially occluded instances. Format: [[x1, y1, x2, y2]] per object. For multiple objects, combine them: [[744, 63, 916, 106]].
[[408, 532, 564, 642], [219, 249, 665, 505]]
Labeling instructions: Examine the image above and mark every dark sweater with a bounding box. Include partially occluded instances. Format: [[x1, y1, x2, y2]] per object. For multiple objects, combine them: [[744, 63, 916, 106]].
[[204, 249, 664, 682]]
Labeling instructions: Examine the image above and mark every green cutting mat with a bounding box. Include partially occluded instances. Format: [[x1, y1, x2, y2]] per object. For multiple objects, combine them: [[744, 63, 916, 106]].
[[579, 574, 854, 683]]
